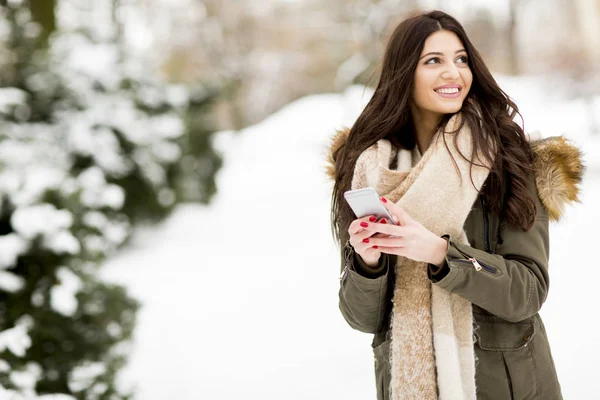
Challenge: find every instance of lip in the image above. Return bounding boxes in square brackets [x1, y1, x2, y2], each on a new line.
[433, 84, 462, 90]
[433, 84, 463, 99]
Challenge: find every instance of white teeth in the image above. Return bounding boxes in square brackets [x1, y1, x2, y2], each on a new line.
[436, 88, 459, 94]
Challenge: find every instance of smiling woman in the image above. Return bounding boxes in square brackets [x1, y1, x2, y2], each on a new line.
[411, 30, 473, 154]
[328, 9, 582, 400]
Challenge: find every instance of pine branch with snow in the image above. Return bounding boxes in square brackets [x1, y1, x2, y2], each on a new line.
[0, 1, 222, 398]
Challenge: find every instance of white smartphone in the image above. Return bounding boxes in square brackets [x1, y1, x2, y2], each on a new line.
[344, 187, 396, 223]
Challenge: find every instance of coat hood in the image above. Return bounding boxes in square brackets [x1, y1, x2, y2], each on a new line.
[325, 127, 586, 222]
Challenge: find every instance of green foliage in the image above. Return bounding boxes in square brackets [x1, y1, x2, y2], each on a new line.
[0, 0, 224, 398]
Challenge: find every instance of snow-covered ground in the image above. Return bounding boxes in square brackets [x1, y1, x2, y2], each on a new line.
[101, 78, 600, 400]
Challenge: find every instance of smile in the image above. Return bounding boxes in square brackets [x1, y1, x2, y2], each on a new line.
[434, 87, 461, 98]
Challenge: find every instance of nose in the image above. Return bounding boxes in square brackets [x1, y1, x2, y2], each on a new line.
[442, 63, 460, 80]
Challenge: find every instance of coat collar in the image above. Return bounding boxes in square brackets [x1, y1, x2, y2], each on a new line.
[326, 127, 585, 222]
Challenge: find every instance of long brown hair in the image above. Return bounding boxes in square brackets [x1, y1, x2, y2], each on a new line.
[331, 10, 536, 246]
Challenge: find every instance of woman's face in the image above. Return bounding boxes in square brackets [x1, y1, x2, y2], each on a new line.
[411, 30, 473, 118]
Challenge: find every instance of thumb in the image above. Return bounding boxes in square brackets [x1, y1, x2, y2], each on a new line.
[381, 197, 411, 225]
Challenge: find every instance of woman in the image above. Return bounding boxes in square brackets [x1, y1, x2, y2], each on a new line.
[327, 10, 584, 400]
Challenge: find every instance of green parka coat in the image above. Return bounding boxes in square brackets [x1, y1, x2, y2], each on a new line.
[330, 133, 585, 400]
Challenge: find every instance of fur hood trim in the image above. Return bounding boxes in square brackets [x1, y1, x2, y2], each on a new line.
[325, 127, 586, 222]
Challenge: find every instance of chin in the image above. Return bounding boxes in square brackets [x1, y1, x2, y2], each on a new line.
[435, 102, 464, 114]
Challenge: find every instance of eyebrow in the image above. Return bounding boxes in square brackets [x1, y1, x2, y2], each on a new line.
[419, 49, 467, 60]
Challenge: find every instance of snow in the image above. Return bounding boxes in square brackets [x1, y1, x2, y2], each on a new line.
[50, 268, 83, 317]
[0, 1, 199, 397]
[11, 204, 74, 240]
[68, 125, 130, 175]
[0, 392, 76, 400]
[44, 231, 81, 255]
[37, 395, 76, 400]
[77, 168, 126, 210]
[10, 362, 42, 391]
[100, 76, 600, 399]
[0, 88, 28, 113]
[0, 316, 33, 358]
[0, 270, 26, 293]
[68, 362, 106, 393]
[63, 42, 121, 89]
[0, 234, 28, 270]
[0, 360, 10, 373]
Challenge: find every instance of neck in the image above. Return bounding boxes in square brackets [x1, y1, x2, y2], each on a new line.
[410, 105, 442, 154]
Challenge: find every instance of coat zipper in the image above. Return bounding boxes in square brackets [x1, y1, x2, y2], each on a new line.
[481, 197, 490, 253]
[451, 258, 497, 274]
[340, 265, 349, 281]
[448, 240, 498, 274]
[340, 241, 352, 281]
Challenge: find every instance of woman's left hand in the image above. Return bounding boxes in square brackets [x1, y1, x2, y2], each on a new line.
[361, 196, 448, 266]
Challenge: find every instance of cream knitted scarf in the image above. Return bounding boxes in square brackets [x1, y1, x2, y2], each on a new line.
[351, 114, 494, 399]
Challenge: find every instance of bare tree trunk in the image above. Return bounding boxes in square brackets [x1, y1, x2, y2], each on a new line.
[28, 0, 56, 47]
[507, 0, 519, 75]
[564, 0, 599, 135]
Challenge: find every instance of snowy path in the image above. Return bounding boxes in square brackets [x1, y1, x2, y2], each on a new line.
[101, 86, 599, 399]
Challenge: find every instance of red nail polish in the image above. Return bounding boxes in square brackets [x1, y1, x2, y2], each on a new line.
[380, 218, 387, 224]
[360, 222, 369, 228]
[381, 197, 387, 203]
[372, 245, 378, 249]
[362, 238, 370, 243]
[369, 216, 377, 222]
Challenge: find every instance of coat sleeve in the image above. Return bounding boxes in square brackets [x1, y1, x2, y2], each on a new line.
[428, 178, 550, 323]
[338, 242, 394, 333]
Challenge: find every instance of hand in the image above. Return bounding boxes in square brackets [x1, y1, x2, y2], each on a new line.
[347, 215, 391, 267]
[359, 197, 449, 265]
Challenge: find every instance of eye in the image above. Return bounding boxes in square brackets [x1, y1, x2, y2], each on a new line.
[425, 57, 441, 65]
[456, 55, 468, 64]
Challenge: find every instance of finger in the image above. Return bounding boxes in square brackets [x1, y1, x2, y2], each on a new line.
[348, 215, 378, 235]
[349, 228, 377, 248]
[377, 246, 406, 257]
[363, 221, 406, 237]
[355, 243, 379, 255]
[350, 235, 382, 254]
[364, 236, 403, 249]
[380, 197, 412, 225]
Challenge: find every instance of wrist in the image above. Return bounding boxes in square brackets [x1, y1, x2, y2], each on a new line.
[358, 253, 380, 268]
[431, 236, 449, 267]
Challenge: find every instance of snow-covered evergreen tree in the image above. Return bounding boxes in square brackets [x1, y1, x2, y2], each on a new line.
[0, 0, 221, 398]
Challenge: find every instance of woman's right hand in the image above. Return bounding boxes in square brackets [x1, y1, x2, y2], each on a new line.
[348, 216, 389, 267]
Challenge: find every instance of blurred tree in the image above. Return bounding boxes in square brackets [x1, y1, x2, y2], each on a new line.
[507, 0, 518, 75]
[0, 0, 222, 398]
[522, 0, 600, 135]
[507, 0, 537, 75]
[571, 0, 600, 135]
[29, 0, 56, 46]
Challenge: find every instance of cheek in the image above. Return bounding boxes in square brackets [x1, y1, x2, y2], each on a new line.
[462, 70, 473, 90]
[413, 71, 435, 104]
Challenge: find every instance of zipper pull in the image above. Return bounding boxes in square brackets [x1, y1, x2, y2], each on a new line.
[469, 257, 483, 271]
[340, 264, 349, 281]
[340, 240, 353, 281]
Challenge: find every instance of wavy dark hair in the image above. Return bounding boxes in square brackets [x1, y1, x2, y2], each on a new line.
[331, 10, 537, 246]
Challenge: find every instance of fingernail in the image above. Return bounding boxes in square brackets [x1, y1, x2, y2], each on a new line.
[372, 245, 378, 249]
[362, 238, 370, 243]
[380, 218, 387, 224]
[369, 216, 377, 222]
[360, 222, 369, 228]
[381, 197, 387, 203]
